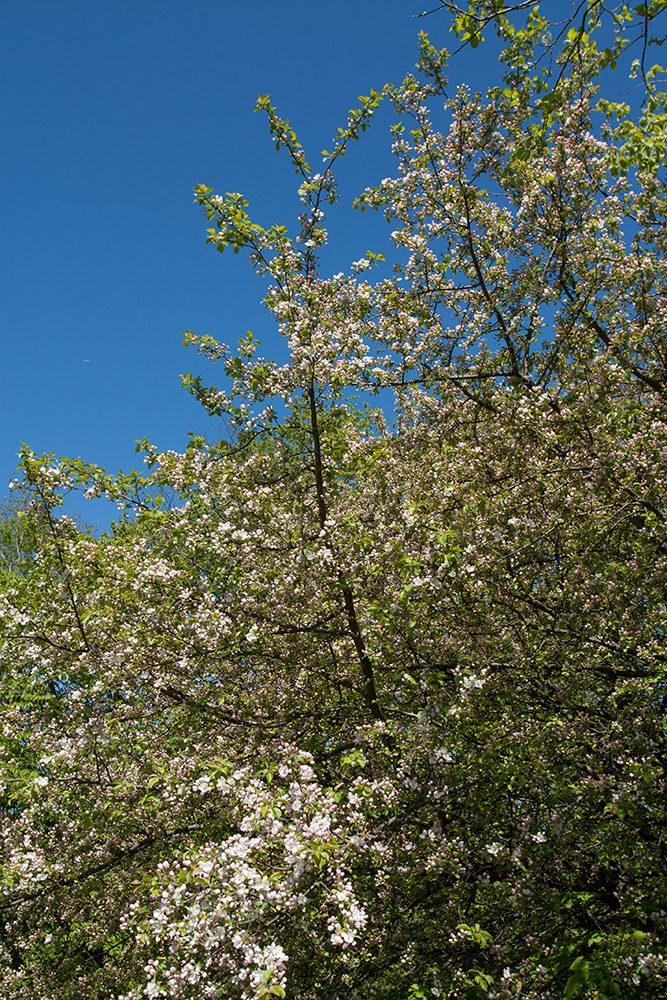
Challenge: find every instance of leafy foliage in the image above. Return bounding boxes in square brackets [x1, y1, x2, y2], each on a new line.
[1, 4, 667, 998]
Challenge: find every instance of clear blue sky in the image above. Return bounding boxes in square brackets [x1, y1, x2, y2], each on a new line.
[1, 0, 503, 529]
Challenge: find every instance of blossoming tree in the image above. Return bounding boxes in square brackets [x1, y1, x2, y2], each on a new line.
[2, 2, 667, 998]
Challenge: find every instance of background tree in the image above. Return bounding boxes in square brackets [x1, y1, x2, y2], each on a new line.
[0, 497, 37, 584]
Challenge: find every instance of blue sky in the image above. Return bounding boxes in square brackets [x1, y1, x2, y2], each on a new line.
[2, 0, 507, 529]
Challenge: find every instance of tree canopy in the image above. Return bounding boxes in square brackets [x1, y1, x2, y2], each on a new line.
[1, 3, 667, 998]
